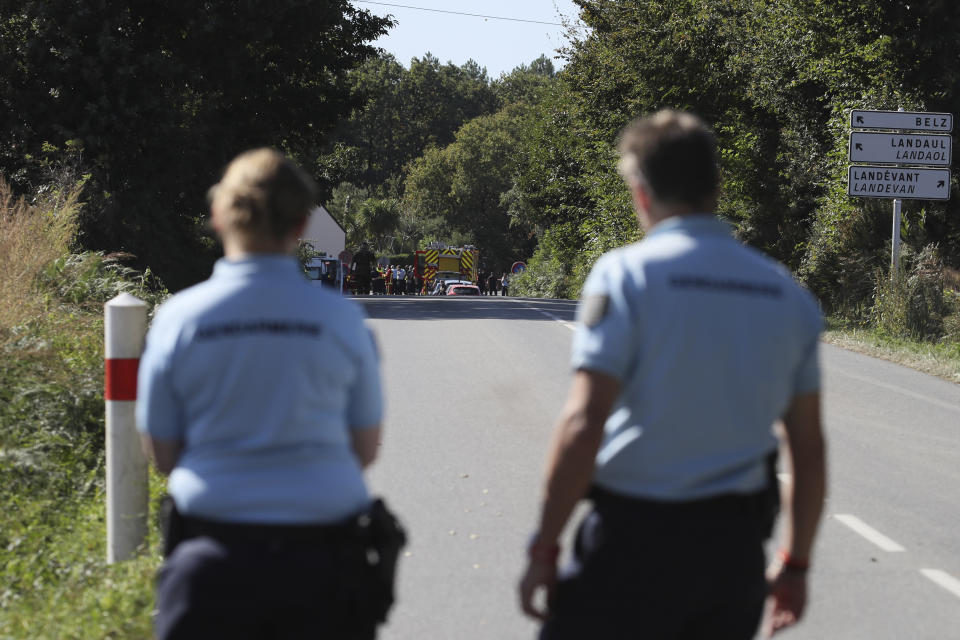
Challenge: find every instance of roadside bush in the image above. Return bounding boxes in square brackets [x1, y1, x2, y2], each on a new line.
[872, 244, 949, 341]
[510, 244, 570, 299]
[0, 175, 167, 636]
[943, 291, 960, 344]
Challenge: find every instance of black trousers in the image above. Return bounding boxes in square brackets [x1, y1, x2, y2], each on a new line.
[540, 487, 770, 640]
[155, 524, 378, 640]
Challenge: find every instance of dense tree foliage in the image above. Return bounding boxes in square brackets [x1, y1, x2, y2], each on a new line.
[0, 1, 391, 289]
[5, 0, 960, 318]
[508, 0, 960, 310]
[403, 105, 537, 269]
[319, 54, 552, 268]
[317, 54, 499, 194]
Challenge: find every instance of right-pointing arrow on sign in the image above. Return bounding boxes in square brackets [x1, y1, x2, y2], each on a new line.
[938, 180, 945, 188]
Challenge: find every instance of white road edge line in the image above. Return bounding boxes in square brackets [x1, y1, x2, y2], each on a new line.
[834, 369, 960, 416]
[920, 569, 960, 601]
[833, 514, 906, 552]
[520, 303, 577, 331]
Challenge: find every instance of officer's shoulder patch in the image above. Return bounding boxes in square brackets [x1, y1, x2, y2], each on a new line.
[580, 294, 610, 328]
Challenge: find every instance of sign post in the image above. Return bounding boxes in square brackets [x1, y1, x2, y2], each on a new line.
[846, 166, 950, 200]
[850, 110, 953, 132]
[848, 132, 951, 166]
[892, 198, 902, 272]
[847, 109, 953, 275]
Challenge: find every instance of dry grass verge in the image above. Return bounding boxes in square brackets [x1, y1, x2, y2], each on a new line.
[0, 177, 80, 337]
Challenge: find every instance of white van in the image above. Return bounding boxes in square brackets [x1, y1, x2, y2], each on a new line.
[304, 257, 342, 291]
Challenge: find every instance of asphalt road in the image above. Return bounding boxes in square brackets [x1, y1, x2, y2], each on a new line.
[356, 294, 960, 640]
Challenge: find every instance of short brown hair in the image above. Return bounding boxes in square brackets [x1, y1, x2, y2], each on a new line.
[617, 110, 719, 208]
[208, 148, 317, 240]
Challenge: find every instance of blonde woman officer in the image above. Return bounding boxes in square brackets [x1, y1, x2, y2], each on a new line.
[137, 149, 385, 639]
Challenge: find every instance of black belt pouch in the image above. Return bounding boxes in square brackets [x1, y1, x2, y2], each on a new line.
[348, 497, 408, 623]
[159, 495, 186, 558]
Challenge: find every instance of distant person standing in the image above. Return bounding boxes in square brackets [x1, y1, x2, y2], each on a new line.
[487, 272, 498, 296]
[500, 273, 510, 296]
[478, 272, 487, 295]
[353, 242, 375, 295]
[138, 149, 401, 639]
[395, 265, 405, 295]
[518, 110, 826, 639]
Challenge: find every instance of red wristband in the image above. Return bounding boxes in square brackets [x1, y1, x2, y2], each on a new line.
[778, 549, 810, 573]
[528, 537, 560, 564]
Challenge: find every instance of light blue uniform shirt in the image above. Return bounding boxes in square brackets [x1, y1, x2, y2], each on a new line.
[572, 215, 822, 501]
[136, 256, 383, 523]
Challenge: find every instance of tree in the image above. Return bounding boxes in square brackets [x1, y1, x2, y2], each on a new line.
[318, 53, 500, 194]
[357, 197, 401, 254]
[0, 1, 392, 290]
[492, 55, 557, 106]
[504, 0, 960, 304]
[325, 182, 369, 248]
[403, 106, 535, 270]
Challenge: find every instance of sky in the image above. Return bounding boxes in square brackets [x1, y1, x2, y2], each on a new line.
[350, 0, 586, 79]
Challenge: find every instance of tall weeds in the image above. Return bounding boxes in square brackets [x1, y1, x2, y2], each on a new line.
[872, 245, 951, 341]
[0, 176, 80, 336]
[0, 174, 167, 635]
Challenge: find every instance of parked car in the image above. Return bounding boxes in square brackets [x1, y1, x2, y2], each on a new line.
[431, 278, 472, 295]
[446, 284, 481, 296]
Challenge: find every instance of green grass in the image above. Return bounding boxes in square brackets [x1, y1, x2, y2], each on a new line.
[0, 249, 168, 639]
[824, 319, 960, 384]
[0, 485, 164, 640]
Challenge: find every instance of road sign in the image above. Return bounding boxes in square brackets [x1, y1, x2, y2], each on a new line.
[849, 132, 952, 166]
[850, 110, 953, 132]
[847, 166, 950, 200]
[511, 261, 526, 274]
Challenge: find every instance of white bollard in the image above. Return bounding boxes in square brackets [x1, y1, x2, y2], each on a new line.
[104, 292, 149, 563]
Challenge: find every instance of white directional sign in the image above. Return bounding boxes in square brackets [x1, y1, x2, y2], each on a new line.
[847, 166, 950, 200]
[849, 132, 952, 166]
[850, 110, 953, 132]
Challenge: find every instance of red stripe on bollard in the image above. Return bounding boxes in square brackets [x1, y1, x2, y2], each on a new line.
[105, 358, 139, 401]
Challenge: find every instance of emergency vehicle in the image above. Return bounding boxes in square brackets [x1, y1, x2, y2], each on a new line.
[414, 244, 479, 293]
[304, 256, 344, 291]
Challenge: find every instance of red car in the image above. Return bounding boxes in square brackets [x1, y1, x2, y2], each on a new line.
[446, 284, 481, 296]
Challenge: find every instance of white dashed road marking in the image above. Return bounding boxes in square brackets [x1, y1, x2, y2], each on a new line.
[834, 514, 906, 552]
[520, 302, 960, 610]
[920, 569, 960, 601]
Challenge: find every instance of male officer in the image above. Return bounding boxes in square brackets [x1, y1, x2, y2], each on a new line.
[518, 110, 826, 639]
[138, 149, 385, 639]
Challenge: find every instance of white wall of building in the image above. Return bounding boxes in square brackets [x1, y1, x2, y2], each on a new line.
[301, 205, 346, 257]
